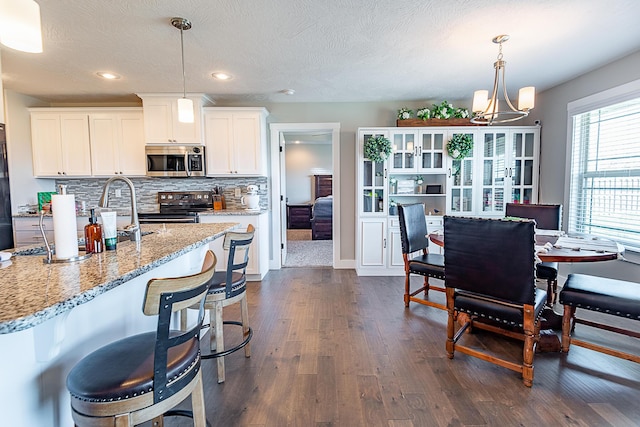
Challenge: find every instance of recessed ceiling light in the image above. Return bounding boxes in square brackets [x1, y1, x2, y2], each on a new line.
[96, 72, 120, 80]
[211, 72, 232, 80]
[280, 89, 295, 95]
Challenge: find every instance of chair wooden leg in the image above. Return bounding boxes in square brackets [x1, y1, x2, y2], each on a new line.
[445, 288, 455, 359]
[423, 276, 430, 297]
[521, 305, 536, 387]
[404, 273, 410, 307]
[191, 371, 207, 427]
[561, 305, 576, 353]
[240, 295, 251, 358]
[151, 415, 164, 426]
[215, 302, 225, 383]
[546, 278, 557, 307]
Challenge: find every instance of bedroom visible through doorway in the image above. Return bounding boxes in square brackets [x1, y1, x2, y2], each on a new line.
[282, 132, 333, 267]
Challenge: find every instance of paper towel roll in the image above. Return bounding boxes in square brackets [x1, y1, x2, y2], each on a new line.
[51, 194, 79, 259]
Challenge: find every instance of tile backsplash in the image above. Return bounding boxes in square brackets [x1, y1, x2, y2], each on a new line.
[56, 176, 268, 213]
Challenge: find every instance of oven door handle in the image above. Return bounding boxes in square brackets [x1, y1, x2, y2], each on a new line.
[184, 152, 191, 177]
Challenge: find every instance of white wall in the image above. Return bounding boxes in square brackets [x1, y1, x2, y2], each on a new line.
[533, 49, 640, 281]
[285, 143, 332, 204]
[4, 90, 52, 212]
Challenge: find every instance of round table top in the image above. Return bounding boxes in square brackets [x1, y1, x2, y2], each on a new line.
[428, 233, 624, 263]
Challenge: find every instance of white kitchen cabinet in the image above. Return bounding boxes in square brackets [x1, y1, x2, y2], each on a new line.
[203, 107, 269, 176]
[30, 111, 92, 177]
[198, 212, 269, 281]
[446, 130, 477, 216]
[12, 216, 86, 248]
[89, 110, 146, 177]
[137, 94, 211, 144]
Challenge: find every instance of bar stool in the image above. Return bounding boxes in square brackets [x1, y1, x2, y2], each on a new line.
[195, 225, 255, 383]
[66, 250, 216, 427]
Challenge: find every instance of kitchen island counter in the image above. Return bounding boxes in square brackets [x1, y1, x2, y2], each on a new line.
[0, 222, 238, 334]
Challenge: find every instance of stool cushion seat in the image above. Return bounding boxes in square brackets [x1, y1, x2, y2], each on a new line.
[408, 253, 445, 278]
[536, 262, 557, 281]
[559, 274, 640, 319]
[67, 332, 199, 403]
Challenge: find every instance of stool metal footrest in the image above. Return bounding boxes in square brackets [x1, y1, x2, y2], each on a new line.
[164, 409, 212, 427]
[201, 320, 253, 360]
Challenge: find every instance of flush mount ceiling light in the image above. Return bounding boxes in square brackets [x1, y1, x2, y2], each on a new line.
[471, 35, 535, 125]
[0, 0, 43, 53]
[96, 71, 121, 80]
[171, 17, 194, 123]
[211, 72, 232, 80]
[280, 89, 295, 95]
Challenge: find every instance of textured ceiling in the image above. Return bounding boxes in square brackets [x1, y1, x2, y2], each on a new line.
[2, 0, 640, 105]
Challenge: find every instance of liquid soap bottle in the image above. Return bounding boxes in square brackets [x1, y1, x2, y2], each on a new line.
[84, 209, 103, 253]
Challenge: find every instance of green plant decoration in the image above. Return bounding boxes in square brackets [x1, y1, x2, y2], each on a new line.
[364, 136, 392, 163]
[447, 134, 474, 159]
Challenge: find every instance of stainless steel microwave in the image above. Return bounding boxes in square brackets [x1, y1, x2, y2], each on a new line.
[145, 145, 205, 177]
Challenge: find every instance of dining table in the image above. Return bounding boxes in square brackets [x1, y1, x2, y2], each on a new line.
[427, 228, 625, 352]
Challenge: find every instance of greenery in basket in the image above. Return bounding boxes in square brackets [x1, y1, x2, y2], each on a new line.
[416, 108, 431, 120]
[364, 136, 392, 163]
[431, 101, 469, 119]
[447, 134, 474, 159]
[397, 108, 413, 120]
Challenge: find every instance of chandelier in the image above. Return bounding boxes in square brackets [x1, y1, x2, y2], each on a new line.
[470, 35, 534, 125]
[171, 17, 194, 123]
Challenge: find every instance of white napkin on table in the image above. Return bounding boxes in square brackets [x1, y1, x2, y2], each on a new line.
[0, 251, 12, 262]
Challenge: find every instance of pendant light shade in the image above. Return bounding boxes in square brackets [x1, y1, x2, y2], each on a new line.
[471, 35, 534, 125]
[171, 17, 194, 124]
[0, 0, 43, 53]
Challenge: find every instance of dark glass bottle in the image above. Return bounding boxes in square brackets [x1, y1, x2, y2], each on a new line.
[84, 209, 103, 253]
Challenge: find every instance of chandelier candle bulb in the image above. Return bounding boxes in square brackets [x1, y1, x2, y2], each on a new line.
[472, 90, 489, 113]
[518, 86, 536, 110]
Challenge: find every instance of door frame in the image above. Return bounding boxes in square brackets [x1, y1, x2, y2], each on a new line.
[269, 122, 340, 269]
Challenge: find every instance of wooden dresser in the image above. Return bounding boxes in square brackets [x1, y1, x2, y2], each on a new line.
[287, 204, 313, 229]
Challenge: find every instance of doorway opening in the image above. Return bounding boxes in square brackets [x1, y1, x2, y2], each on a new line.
[269, 123, 340, 270]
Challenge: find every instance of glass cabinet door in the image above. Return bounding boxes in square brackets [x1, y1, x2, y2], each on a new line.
[361, 132, 387, 214]
[389, 130, 417, 172]
[447, 132, 475, 215]
[479, 131, 507, 215]
[417, 130, 446, 173]
[510, 131, 537, 204]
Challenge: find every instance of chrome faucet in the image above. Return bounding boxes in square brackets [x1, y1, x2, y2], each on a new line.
[99, 176, 141, 242]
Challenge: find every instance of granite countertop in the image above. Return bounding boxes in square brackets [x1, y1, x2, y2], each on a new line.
[0, 222, 239, 334]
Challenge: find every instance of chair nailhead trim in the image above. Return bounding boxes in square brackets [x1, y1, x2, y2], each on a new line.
[564, 302, 639, 320]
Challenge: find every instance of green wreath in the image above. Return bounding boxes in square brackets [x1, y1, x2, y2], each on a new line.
[364, 136, 392, 163]
[447, 134, 474, 159]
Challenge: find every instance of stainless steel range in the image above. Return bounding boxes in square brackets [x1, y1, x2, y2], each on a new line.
[138, 191, 212, 224]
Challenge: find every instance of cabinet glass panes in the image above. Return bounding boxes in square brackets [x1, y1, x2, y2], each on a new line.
[481, 132, 506, 213]
[390, 131, 416, 171]
[450, 157, 474, 213]
[511, 131, 535, 204]
[419, 132, 444, 171]
[362, 160, 385, 213]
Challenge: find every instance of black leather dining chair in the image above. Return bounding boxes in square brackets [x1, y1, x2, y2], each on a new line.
[505, 203, 562, 306]
[398, 203, 445, 310]
[444, 216, 547, 387]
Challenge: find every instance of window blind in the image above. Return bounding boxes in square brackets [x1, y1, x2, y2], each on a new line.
[568, 96, 640, 251]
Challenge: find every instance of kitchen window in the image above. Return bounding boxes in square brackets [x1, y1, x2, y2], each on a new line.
[568, 86, 640, 252]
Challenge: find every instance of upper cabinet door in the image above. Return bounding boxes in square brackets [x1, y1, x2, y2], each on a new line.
[137, 94, 208, 144]
[388, 129, 418, 172]
[30, 112, 92, 177]
[203, 108, 268, 176]
[90, 111, 146, 177]
[417, 129, 447, 173]
[446, 130, 476, 216]
[509, 129, 539, 205]
[478, 129, 508, 215]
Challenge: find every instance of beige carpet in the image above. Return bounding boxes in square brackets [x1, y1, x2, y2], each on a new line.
[285, 229, 332, 267]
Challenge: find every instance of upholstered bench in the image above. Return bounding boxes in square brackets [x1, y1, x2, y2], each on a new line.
[559, 273, 640, 364]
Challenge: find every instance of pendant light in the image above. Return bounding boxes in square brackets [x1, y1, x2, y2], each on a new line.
[171, 17, 194, 123]
[471, 35, 534, 125]
[0, 0, 43, 53]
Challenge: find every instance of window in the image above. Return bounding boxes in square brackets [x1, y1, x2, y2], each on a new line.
[568, 96, 640, 251]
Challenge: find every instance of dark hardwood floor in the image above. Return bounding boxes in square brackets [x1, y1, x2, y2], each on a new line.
[158, 268, 640, 427]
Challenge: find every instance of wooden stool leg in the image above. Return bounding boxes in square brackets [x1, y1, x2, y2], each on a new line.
[240, 294, 251, 358]
[192, 372, 207, 427]
[151, 415, 164, 426]
[215, 302, 225, 383]
[404, 273, 410, 307]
